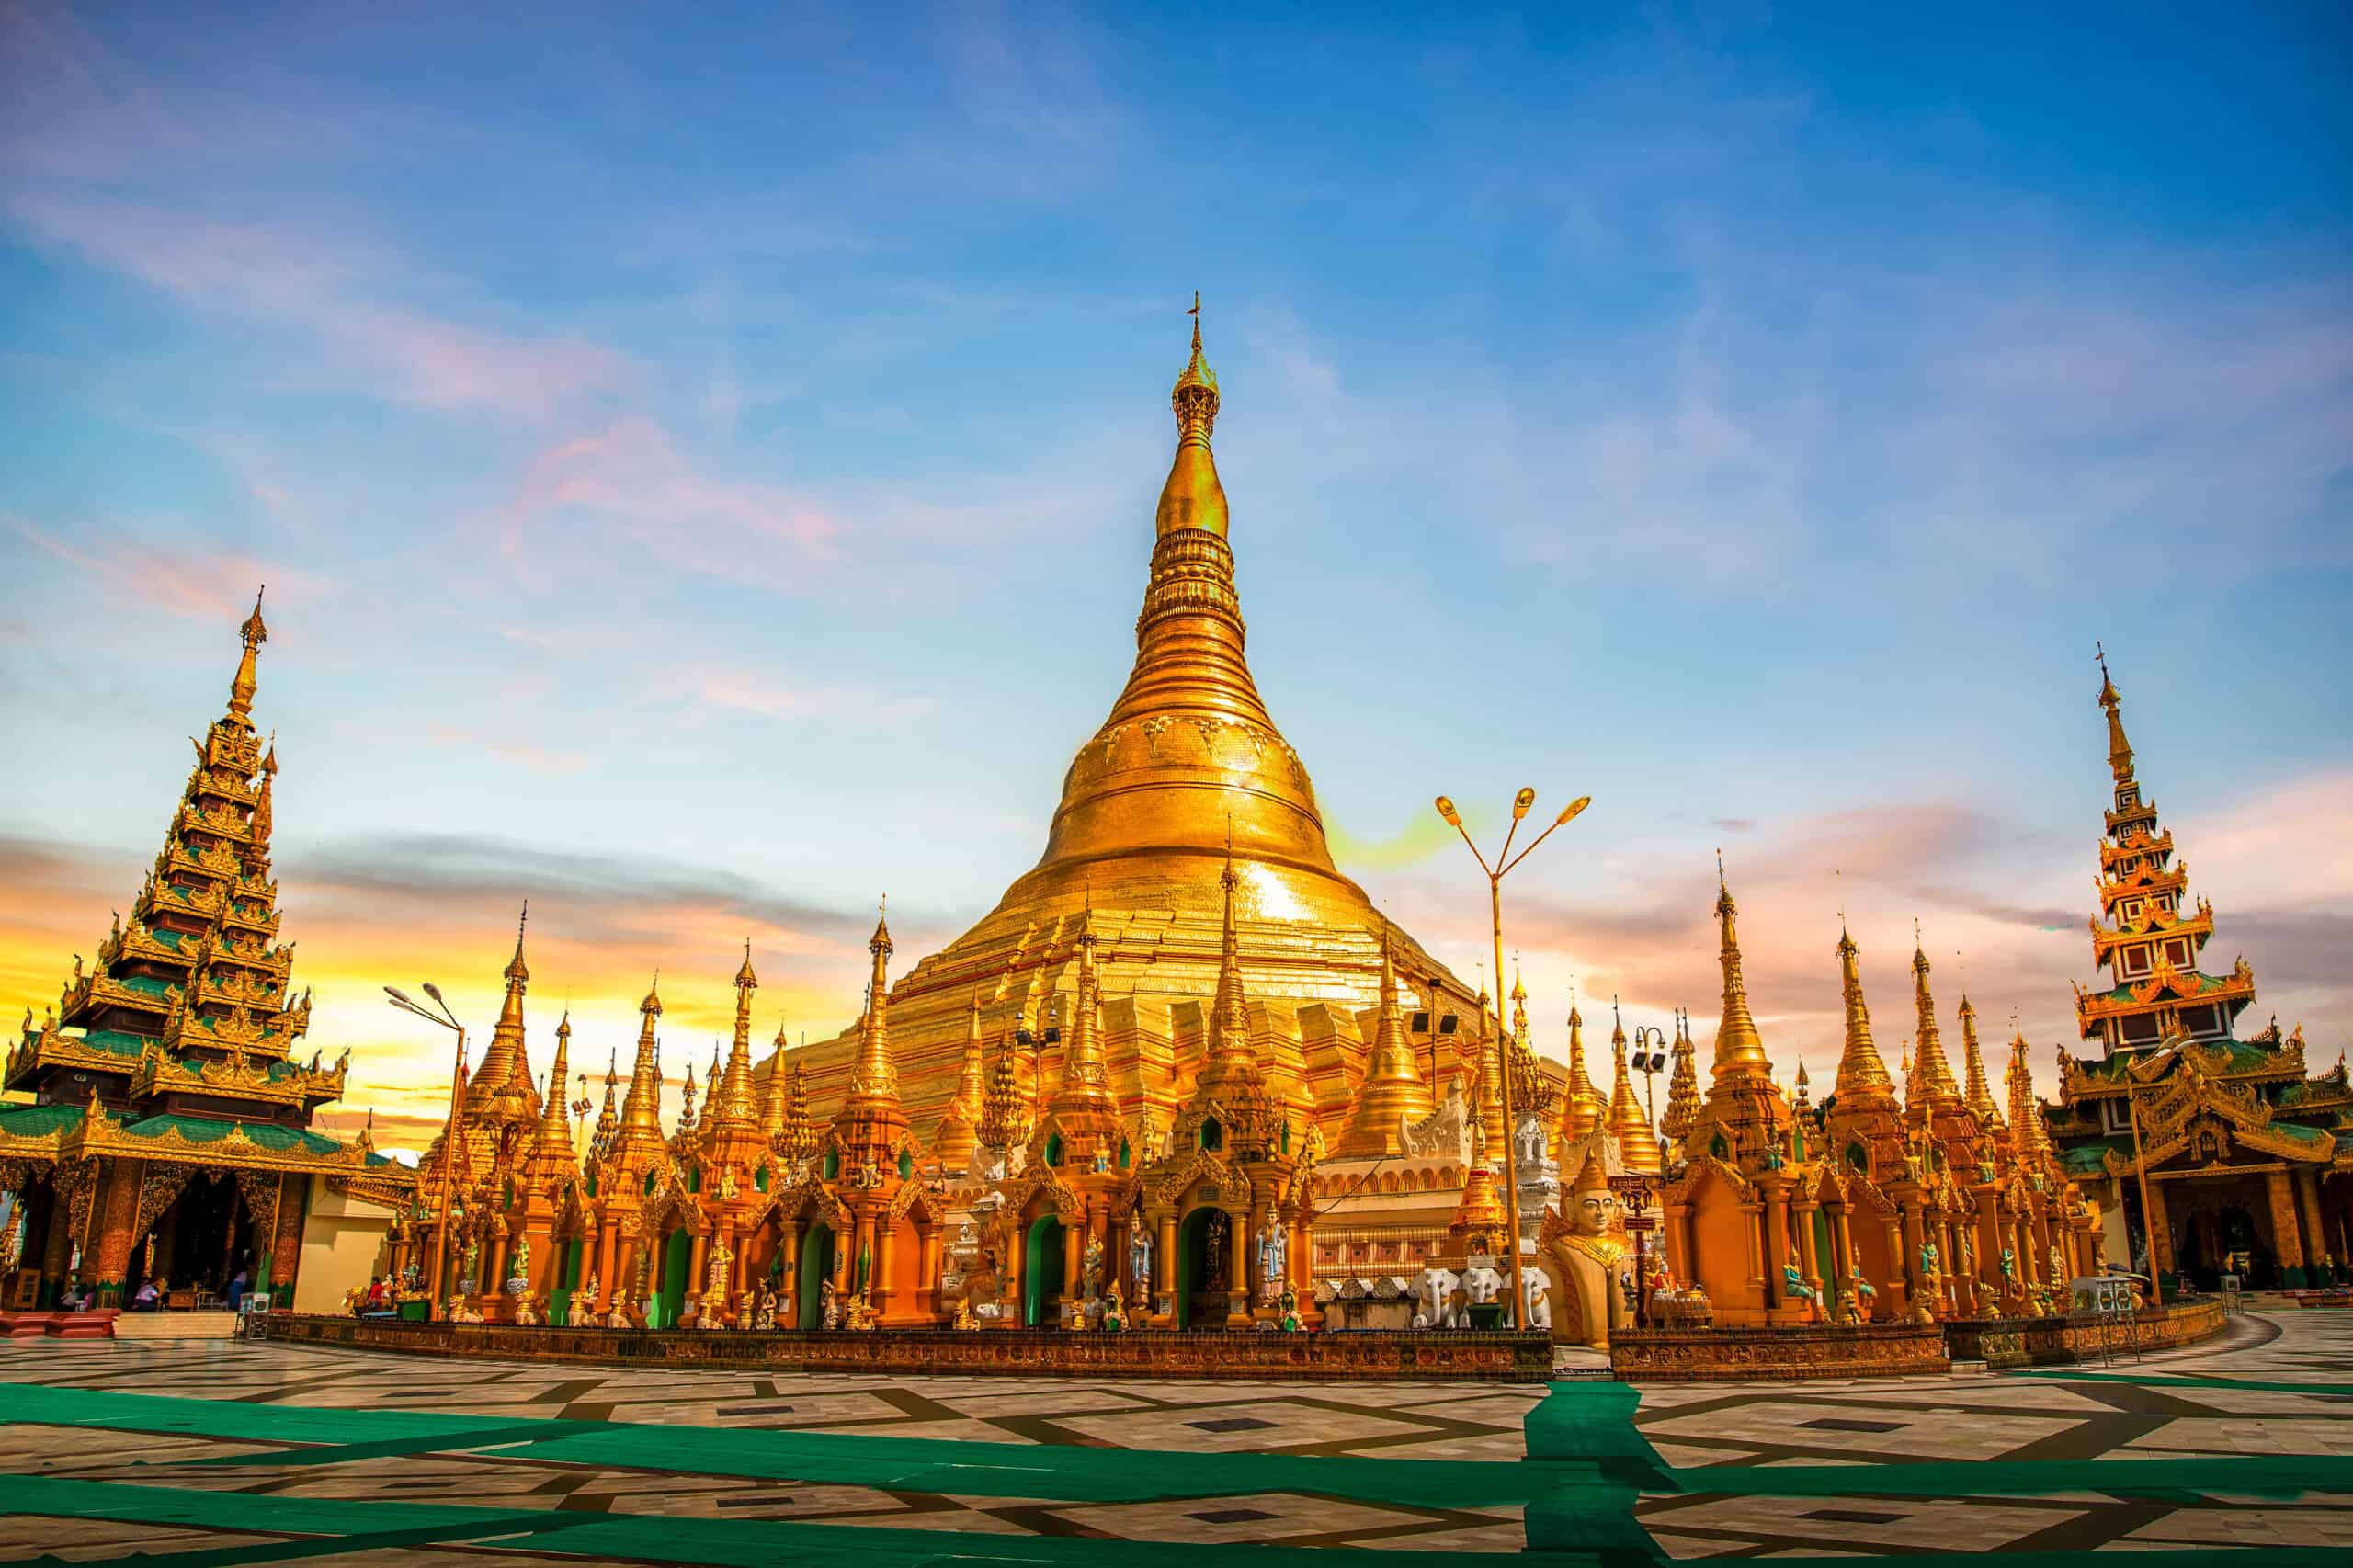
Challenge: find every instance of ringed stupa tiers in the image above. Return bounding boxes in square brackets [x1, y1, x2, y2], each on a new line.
[786, 305, 1481, 1145]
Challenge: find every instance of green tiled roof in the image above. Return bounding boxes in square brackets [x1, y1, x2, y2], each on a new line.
[115, 1114, 342, 1156]
[116, 975, 174, 998]
[71, 1029, 154, 1058]
[2061, 1137, 2129, 1176]
[0, 1103, 84, 1136]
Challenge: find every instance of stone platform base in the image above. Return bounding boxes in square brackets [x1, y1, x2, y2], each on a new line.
[1942, 1301, 2225, 1368]
[114, 1311, 238, 1340]
[1608, 1322, 1950, 1382]
[0, 1310, 118, 1340]
[257, 1314, 1552, 1381]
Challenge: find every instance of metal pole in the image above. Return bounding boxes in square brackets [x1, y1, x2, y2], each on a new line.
[2125, 1075, 2162, 1307]
[430, 1027, 465, 1314]
[1490, 875, 1526, 1329]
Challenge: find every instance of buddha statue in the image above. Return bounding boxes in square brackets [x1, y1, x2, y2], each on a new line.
[1540, 1152, 1635, 1350]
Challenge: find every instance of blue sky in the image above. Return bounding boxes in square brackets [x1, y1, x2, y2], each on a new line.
[3, 2, 2347, 1138]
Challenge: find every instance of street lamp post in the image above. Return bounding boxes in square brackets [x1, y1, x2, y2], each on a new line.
[1435, 788, 1593, 1329]
[1630, 1025, 1670, 1126]
[385, 983, 468, 1317]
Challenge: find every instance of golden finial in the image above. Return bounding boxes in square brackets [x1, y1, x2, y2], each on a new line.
[226, 584, 268, 722]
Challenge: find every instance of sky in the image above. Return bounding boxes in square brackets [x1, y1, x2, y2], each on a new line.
[3, 2, 2347, 1157]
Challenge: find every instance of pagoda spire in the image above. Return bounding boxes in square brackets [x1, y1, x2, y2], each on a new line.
[1050, 918, 1112, 1105]
[617, 977, 665, 1136]
[759, 1016, 790, 1138]
[929, 994, 987, 1172]
[1909, 925, 1963, 1108]
[1607, 996, 1663, 1174]
[708, 942, 760, 1136]
[469, 904, 536, 1123]
[1556, 987, 1605, 1142]
[847, 904, 900, 1105]
[1336, 924, 1434, 1156]
[1958, 994, 2001, 1127]
[2006, 1032, 2056, 1159]
[226, 585, 267, 725]
[1209, 853, 1252, 1068]
[529, 1012, 578, 1180]
[1832, 923, 1898, 1109]
[1711, 856, 1772, 1081]
[2097, 641, 2134, 785]
[1659, 1007, 1701, 1146]
[592, 1048, 619, 1157]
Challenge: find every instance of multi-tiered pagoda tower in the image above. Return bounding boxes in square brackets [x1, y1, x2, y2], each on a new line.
[2050, 651, 2348, 1290]
[0, 594, 410, 1311]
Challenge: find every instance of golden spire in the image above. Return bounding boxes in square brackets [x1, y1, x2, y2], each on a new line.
[1832, 922, 1897, 1107]
[592, 1048, 619, 1155]
[929, 994, 987, 1171]
[1909, 926, 1963, 1108]
[617, 976, 665, 1137]
[775, 1051, 823, 1165]
[978, 1024, 1031, 1151]
[710, 942, 761, 1135]
[1051, 917, 1112, 1103]
[226, 585, 267, 724]
[676, 1060, 699, 1133]
[529, 1011, 578, 1179]
[1509, 961, 1529, 1047]
[1208, 853, 1251, 1066]
[1335, 924, 1435, 1156]
[759, 1017, 790, 1138]
[470, 904, 536, 1122]
[2096, 641, 2135, 785]
[1002, 301, 1357, 914]
[1159, 290, 1224, 534]
[1556, 989, 1605, 1141]
[1711, 855, 1771, 1080]
[1607, 996, 1662, 1175]
[848, 904, 900, 1104]
[2006, 1031, 2055, 1159]
[1958, 994, 2001, 1126]
[1659, 1008, 1701, 1144]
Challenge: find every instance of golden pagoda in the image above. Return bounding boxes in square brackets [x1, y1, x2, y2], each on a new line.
[1554, 993, 1606, 1144]
[1331, 928, 1436, 1157]
[1, 592, 409, 1312]
[779, 302, 1478, 1153]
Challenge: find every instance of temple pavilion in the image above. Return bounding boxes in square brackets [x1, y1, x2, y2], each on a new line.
[0, 594, 412, 1312]
[2047, 653, 2352, 1290]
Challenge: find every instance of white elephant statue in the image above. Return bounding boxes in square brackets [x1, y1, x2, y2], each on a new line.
[1413, 1267, 1465, 1329]
[1460, 1263, 1506, 1309]
[1525, 1276, 1552, 1332]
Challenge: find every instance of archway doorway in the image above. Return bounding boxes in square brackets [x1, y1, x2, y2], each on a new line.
[1023, 1215, 1064, 1326]
[797, 1222, 835, 1329]
[152, 1173, 256, 1305]
[656, 1228, 691, 1327]
[1176, 1207, 1231, 1329]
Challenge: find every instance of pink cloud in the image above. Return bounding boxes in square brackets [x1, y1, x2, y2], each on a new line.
[5, 193, 628, 421]
[504, 416, 841, 581]
[6, 517, 330, 620]
[670, 665, 937, 727]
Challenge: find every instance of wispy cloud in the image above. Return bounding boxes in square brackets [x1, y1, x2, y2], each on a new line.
[6, 517, 327, 620]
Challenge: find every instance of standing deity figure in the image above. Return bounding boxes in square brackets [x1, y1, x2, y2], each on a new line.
[508, 1233, 531, 1285]
[2049, 1244, 2065, 1290]
[460, 1236, 481, 1292]
[707, 1237, 733, 1303]
[1919, 1239, 1940, 1278]
[1128, 1224, 1152, 1301]
[1542, 1153, 1635, 1351]
[580, 1273, 600, 1316]
[1203, 1210, 1230, 1293]
[1258, 1210, 1287, 1303]
[1082, 1234, 1105, 1297]
[819, 1278, 841, 1331]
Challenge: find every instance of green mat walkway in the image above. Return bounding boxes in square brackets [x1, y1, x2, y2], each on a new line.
[5, 1374, 2350, 1565]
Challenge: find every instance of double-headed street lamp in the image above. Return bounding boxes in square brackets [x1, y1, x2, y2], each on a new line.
[384, 983, 468, 1315]
[1435, 787, 1593, 1328]
[1629, 1022, 1671, 1125]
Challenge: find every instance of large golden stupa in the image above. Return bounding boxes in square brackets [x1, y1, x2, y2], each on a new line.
[790, 305, 1478, 1141]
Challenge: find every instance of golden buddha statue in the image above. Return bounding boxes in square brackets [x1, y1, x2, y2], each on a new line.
[1540, 1152, 1635, 1351]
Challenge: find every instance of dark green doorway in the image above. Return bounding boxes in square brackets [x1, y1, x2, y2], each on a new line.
[656, 1228, 691, 1328]
[796, 1222, 835, 1330]
[1023, 1215, 1065, 1327]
